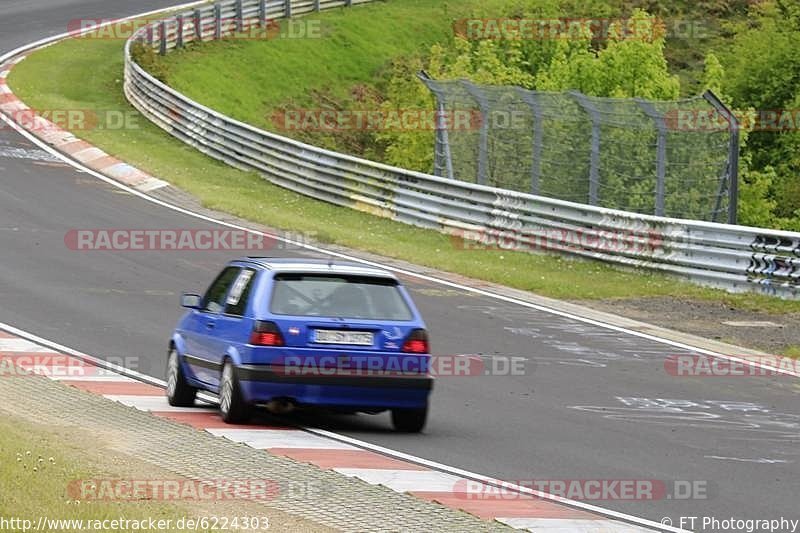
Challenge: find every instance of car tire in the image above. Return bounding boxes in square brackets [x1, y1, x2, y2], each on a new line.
[391, 406, 428, 433]
[219, 359, 252, 424]
[166, 348, 197, 407]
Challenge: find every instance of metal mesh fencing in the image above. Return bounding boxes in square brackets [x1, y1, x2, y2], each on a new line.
[422, 78, 738, 223]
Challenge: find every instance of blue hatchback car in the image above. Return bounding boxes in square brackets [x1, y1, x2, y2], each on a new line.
[168, 257, 433, 432]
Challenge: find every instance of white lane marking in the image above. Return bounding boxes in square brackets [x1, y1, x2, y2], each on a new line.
[207, 428, 357, 450]
[705, 455, 792, 464]
[0, 145, 61, 162]
[497, 518, 656, 532]
[334, 468, 462, 493]
[0, 338, 58, 352]
[104, 395, 213, 412]
[0, 322, 168, 387]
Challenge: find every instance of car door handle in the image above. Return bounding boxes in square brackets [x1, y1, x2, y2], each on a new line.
[205, 322, 216, 330]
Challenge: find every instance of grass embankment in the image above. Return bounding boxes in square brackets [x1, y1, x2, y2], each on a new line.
[8, 2, 800, 320]
[0, 416, 219, 532]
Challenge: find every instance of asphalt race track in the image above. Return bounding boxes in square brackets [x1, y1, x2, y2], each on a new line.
[1, 1, 798, 527]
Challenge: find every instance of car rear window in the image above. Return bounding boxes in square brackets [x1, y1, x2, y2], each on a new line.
[270, 274, 413, 320]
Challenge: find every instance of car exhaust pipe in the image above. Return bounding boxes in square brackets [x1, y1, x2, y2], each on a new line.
[265, 398, 295, 415]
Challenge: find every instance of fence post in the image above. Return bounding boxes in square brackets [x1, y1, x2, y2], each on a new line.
[703, 90, 739, 225]
[214, 4, 222, 39]
[194, 9, 202, 40]
[236, 0, 243, 32]
[418, 72, 454, 180]
[176, 15, 184, 48]
[259, 0, 267, 26]
[463, 81, 490, 186]
[517, 88, 543, 196]
[314, 0, 321, 11]
[571, 91, 601, 206]
[637, 99, 667, 217]
[159, 21, 167, 55]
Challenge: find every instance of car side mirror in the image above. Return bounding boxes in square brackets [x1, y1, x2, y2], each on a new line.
[181, 293, 202, 309]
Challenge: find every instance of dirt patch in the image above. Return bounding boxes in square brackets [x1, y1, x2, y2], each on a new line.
[582, 296, 800, 355]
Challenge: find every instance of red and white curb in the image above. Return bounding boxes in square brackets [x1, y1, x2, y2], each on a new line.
[0, 57, 167, 192]
[0, 327, 664, 532]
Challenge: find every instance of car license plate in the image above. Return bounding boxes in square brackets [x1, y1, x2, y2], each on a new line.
[314, 330, 373, 346]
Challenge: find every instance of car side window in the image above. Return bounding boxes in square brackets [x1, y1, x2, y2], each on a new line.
[202, 266, 241, 314]
[225, 269, 256, 317]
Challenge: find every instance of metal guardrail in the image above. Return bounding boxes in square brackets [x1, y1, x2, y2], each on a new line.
[123, 0, 800, 299]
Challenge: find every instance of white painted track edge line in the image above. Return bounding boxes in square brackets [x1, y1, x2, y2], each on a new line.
[0, 320, 167, 388]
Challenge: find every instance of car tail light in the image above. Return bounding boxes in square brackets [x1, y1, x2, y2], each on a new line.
[402, 329, 429, 353]
[250, 321, 284, 346]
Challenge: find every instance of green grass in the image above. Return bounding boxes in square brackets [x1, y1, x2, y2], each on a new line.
[156, 0, 486, 127]
[783, 345, 800, 359]
[8, 10, 800, 315]
[0, 416, 218, 532]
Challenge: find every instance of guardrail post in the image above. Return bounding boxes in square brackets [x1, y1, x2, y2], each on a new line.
[236, 0, 243, 32]
[636, 99, 667, 217]
[418, 72, 453, 180]
[146, 25, 154, 46]
[259, 0, 266, 26]
[703, 90, 739, 224]
[176, 15, 184, 48]
[517, 88, 543, 196]
[285, 0, 292, 19]
[314, 0, 321, 11]
[462, 81, 490, 186]
[345, 0, 352, 6]
[214, 4, 222, 39]
[571, 91, 601, 206]
[159, 21, 167, 55]
[194, 9, 202, 40]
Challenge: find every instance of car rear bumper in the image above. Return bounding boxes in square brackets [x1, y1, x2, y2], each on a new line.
[237, 364, 432, 409]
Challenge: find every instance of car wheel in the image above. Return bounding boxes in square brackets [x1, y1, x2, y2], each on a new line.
[166, 348, 196, 407]
[219, 359, 252, 424]
[391, 406, 428, 433]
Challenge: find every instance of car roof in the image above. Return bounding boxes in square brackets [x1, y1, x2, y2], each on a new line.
[234, 257, 398, 279]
